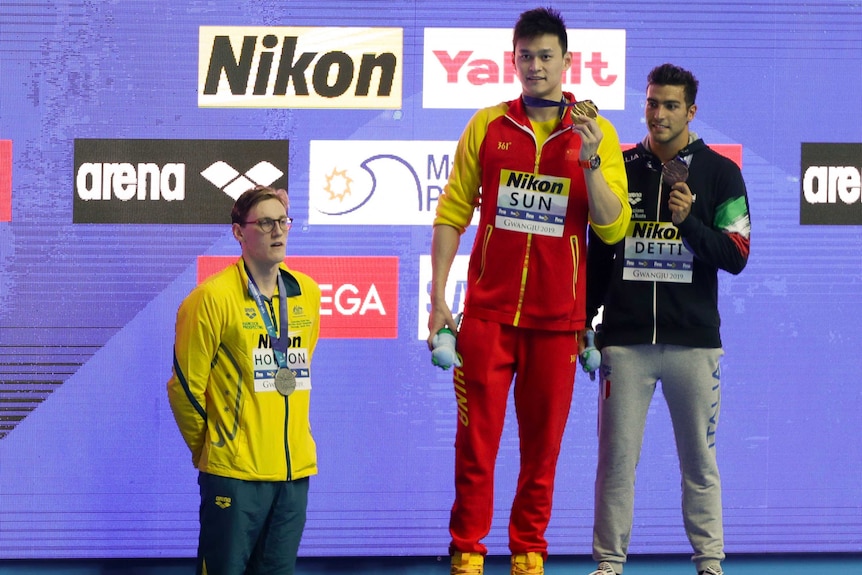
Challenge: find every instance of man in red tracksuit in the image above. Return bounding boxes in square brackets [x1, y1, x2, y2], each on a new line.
[426, 8, 631, 575]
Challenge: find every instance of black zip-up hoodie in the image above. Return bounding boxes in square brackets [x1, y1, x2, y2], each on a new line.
[586, 136, 751, 349]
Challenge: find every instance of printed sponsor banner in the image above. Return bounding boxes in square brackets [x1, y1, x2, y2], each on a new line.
[309, 140, 479, 226]
[416, 254, 469, 339]
[710, 144, 744, 168]
[423, 28, 625, 110]
[0, 140, 10, 222]
[800, 143, 862, 225]
[73, 139, 288, 224]
[199, 26, 403, 109]
[198, 256, 399, 338]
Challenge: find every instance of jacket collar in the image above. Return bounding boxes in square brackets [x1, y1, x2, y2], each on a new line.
[509, 91, 579, 128]
[235, 258, 302, 297]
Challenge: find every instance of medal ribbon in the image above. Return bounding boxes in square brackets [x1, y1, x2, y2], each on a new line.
[245, 265, 289, 369]
[521, 95, 599, 118]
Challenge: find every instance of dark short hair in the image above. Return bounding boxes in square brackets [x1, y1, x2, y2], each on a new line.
[513, 7, 568, 54]
[647, 63, 699, 107]
[231, 185, 287, 225]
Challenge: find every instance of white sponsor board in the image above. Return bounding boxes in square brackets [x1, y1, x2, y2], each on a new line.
[309, 140, 479, 226]
[423, 27, 626, 110]
[199, 26, 403, 108]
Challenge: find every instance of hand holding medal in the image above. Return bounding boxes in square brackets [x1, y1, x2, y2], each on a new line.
[664, 156, 693, 225]
[569, 99, 598, 124]
[662, 156, 689, 185]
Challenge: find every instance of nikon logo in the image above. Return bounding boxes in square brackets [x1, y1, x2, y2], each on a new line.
[198, 26, 403, 109]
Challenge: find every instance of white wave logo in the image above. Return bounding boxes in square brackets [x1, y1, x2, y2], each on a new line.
[201, 161, 284, 200]
[310, 140, 477, 226]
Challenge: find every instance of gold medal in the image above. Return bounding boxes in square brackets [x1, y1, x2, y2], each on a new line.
[570, 99, 599, 123]
[274, 367, 296, 396]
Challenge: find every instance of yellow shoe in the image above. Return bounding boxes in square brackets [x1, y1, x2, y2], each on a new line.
[511, 552, 544, 575]
[451, 551, 484, 575]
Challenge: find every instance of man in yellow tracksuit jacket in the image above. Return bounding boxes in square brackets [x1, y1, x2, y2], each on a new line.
[168, 186, 321, 575]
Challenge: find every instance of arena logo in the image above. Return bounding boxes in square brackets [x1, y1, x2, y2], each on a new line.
[198, 256, 399, 338]
[76, 162, 186, 201]
[423, 28, 626, 110]
[800, 143, 862, 225]
[0, 140, 11, 222]
[199, 26, 403, 109]
[201, 160, 284, 200]
[73, 139, 288, 224]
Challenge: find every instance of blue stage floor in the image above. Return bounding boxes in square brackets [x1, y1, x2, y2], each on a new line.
[0, 554, 861, 574]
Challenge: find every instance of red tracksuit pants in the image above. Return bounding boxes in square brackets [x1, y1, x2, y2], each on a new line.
[449, 315, 578, 558]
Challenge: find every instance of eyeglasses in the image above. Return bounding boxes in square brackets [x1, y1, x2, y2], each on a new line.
[243, 216, 293, 233]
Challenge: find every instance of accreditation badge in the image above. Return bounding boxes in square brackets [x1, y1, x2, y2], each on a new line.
[622, 220, 694, 283]
[495, 169, 570, 237]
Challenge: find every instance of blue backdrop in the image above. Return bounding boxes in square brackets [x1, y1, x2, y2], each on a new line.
[0, 0, 860, 560]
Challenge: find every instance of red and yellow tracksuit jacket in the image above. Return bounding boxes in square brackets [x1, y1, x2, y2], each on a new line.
[435, 93, 631, 331]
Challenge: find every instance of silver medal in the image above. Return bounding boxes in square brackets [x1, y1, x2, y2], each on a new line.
[274, 367, 296, 396]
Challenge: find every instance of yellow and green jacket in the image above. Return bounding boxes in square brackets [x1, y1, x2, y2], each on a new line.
[168, 258, 321, 482]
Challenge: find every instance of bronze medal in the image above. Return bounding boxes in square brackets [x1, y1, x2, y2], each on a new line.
[274, 367, 296, 396]
[662, 157, 689, 185]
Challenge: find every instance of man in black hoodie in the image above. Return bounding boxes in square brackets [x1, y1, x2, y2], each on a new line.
[584, 63, 751, 575]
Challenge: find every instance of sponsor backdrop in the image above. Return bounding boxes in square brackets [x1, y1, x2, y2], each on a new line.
[0, 0, 860, 561]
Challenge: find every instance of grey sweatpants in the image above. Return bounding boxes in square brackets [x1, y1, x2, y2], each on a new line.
[592, 344, 725, 574]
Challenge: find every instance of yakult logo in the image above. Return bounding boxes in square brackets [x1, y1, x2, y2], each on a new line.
[198, 256, 399, 338]
[800, 143, 862, 225]
[423, 28, 625, 110]
[199, 26, 403, 109]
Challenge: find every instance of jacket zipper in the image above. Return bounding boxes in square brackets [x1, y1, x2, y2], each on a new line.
[652, 170, 664, 344]
[284, 393, 292, 481]
[504, 113, 571, 327]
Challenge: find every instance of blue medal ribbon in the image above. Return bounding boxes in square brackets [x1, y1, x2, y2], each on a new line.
[245, 264, 289, 369]
[521, 95, 599, 118]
